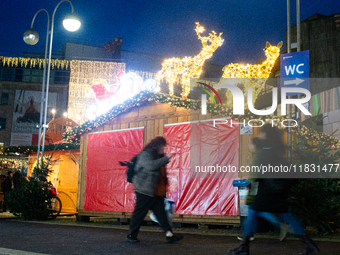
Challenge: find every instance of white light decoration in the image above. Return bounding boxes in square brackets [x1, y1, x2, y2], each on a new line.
[142, 79, 157, 91]
[87, 105, 98, 120]
[86, 71, 156, 119]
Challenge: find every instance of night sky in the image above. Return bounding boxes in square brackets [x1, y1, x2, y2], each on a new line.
[1, 0, 340, 66]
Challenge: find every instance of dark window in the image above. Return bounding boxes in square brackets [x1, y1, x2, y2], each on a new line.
[1, 93, 9, 105]
[0, 118, 6, 129]
[54, 70, 70, 84]
[15, 68, 23, 81]
[3, 68, 15, 81]
[23, 68, 46, 83]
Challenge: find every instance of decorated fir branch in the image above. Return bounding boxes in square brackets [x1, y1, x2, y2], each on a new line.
[63, 91, 203, 144]
[295, 125, 340, 150]
[61, 90, 340, 150]
[4, 143, 80, 155]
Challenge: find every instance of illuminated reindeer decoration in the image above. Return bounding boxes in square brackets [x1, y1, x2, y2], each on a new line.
[156, 22, 224, 98]
[220, 41, 283, 108]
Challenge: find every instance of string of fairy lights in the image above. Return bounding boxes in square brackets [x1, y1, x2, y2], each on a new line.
[0, 56, 70, 69]
[4, 143, 79, 154]
[0, 158, 28, 171]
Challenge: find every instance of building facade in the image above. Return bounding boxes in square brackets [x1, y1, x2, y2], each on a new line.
[288, 13, 340, 139]
[0, 57, 70, 148]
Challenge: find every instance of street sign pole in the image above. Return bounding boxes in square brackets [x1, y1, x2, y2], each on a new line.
[286, 0, 302, 162]
[287, 0, 292, 162]
[281, 50, 309, 162]
[297, 0, 302, 136]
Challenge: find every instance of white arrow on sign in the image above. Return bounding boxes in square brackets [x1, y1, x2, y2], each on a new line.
[283, 78, 304, 86]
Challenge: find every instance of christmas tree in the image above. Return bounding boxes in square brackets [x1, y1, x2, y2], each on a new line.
[289, 118, 340, 234]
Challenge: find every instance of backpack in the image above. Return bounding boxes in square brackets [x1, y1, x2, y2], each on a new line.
[119, 155, 139, 183]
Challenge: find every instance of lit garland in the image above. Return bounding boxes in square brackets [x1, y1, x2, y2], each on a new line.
[61, 90, 340, 150]
[63, 91, 203, 143]
[156, 22, 224, 98]
[294, 126, 340, 150]
[4, 143, 80, 155]
[0, 158, 28, 170]
[0, 56, 70, 69]
[220, 41, 283, 108]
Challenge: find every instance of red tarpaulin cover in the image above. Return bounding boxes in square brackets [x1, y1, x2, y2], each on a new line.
[84, 121, 239, 216]
[164, 121, 239, 216]
[84, 128, 144, 212]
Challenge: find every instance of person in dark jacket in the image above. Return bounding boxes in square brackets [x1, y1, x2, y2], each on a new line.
[127, 136, 183, 243]
[12, 170, 22, 189]
[229, 124, 319, 255]
[238, 137, 288, 242]
[2, 171, 13, 212]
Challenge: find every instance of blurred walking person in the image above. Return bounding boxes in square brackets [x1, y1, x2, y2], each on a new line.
[229, 124, 319, 255]
[127, 136, 183, 243]
[13, 170, 23, 189]
[237, 137, 288, 242]
[2, 171, 13, 212]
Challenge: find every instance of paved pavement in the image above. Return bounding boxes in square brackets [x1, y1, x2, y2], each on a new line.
[0, 218, 340, 255]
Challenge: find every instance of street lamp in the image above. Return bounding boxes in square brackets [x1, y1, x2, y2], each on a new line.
[23, 0, 81, 168]
[51, 109, 56, 120]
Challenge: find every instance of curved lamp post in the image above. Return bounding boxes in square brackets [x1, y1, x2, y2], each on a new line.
[23, 0, 81, 168]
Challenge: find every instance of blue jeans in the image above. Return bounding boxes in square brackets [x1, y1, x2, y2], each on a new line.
[244, 207, 305, 236]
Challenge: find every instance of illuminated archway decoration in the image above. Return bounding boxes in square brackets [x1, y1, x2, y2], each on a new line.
[156, 22, 224, 98]
[86, 71, 157, 119]
[44, 117, 78, 145]
[220, 41, 283, 108]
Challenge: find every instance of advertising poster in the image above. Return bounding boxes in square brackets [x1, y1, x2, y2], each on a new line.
[10, 90, 57, 146]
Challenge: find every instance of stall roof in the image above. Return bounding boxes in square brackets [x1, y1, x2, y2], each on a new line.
[62, 91, 221, 144]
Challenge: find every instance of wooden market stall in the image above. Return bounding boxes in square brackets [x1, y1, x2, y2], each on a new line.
[74, 99, 256, 225]
[26, 117, 80, 214]
[28, 149, 79, 214]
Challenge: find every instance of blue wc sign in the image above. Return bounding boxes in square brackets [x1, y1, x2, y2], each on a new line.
[280, 50, 309, 96]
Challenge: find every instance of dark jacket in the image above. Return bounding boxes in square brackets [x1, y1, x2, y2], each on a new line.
[251, 143, 293, 213]
[2, 176, 13, 192]
[13, 171, 22, 189]
[132, 149, 169, 197]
